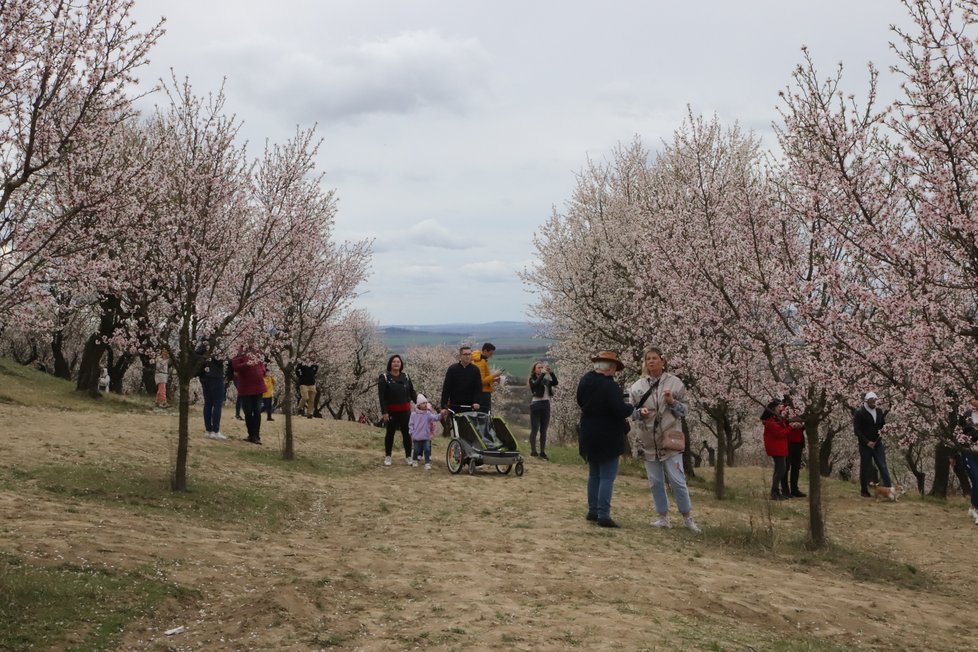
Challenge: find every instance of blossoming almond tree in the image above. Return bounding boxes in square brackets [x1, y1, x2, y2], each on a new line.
[639, 113, 776, 499]
[142, 78, 342, 491]
[0, 0, 162, 322]
[773, 0, 978, 495]
[522, 142, 666, 445]
[254, 128, 371, 459]
[314, 310, 386, 425]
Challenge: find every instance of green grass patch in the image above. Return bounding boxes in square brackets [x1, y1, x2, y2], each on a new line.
[0, 357, 148, 414]
[0, 552, 195, 652]
[671, 612, 855, 652]
[699, 522, 932, 591]
[6, 464, 299, 529]
[492, 352, 542, 380]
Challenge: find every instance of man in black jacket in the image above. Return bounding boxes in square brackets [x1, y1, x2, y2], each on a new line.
[577, 351, 635, 528]
[853, 391, 893, 497]
[296, 354, 319, 419]
[439, 345, 482, 413]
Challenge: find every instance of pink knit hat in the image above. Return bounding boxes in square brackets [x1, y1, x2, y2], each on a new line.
[416, 394, 429, 407]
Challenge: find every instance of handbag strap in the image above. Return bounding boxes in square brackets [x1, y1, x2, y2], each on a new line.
[636, 379, 658, 411]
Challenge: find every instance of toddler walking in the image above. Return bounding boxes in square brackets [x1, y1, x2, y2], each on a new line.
[409, 394, 443, 470]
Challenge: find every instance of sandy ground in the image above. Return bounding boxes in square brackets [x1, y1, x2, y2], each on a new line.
[0, 403, 974, 651]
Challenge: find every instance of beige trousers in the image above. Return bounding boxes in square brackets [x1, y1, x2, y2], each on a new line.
[299, 384, 317, 415]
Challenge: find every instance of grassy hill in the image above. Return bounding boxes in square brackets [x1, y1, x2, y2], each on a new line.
[0, 357, 974, 651]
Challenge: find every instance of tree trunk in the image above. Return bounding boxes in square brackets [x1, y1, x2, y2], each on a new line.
[806, 420, 826, 549]
[713, 412, 726, 500]
[107, 349, 134, 394]
[282, 370, 295, 460]
[171, 324, 191, 492]
[818, 426, 836, 477]
[952, 456, 972, 496]
[903, 443, 926, 494]
[76, 294, 124, 396]
[76, 334, 105, 397]
[725, 422, 741, 467]
[51, 330, 72, 380]
[930, 444, 952, 498]
[138, 353, 156, 395]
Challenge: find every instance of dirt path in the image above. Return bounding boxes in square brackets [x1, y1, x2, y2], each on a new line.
[0, 404, 972, 651]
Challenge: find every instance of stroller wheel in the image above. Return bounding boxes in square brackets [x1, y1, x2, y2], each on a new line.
[446, 439, 463, 474]
[515, 461, 525, 477]
[495, 464, 513, 475]
[468, 459, 478, 475]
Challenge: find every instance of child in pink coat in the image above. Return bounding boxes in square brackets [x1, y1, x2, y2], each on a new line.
[409, 394, 443, 470]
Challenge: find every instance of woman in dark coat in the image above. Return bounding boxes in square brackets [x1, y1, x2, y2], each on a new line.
[377, 354, 418, 467]
[577, 351, 635, 528]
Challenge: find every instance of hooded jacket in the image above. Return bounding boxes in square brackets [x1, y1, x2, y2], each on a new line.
[471, 350, 495, 394]
[628, 372, 688, 460]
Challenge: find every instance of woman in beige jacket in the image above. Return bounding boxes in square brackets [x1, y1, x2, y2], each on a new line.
[629, 348, 701, 533]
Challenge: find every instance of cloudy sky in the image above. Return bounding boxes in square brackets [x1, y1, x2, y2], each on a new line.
[129, 0, 910, 326]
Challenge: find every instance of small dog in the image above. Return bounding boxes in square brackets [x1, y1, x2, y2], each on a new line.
[869, 482, 905, 502]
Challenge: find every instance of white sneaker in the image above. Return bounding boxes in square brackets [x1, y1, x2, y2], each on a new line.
[424, 463, 432, 470]
[405, 457, 412, 465]
[384, 456, 392, 467]
[651, 517, 670, 528]
[683, 517, 702, 534]
[969, 506, 977, 519]
[204, 431, 215, 439]
[213, 431, 227, 440]
[411, 459, 418, 467]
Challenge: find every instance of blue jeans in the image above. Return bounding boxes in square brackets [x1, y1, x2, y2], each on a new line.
[645, 456, 693, 514]
[587, 457, 619, 520]
[413, 439, 432, 463]
[201, 378, 224, 433]
[962, 452, 978, 510]
[859, 440, 892, 492]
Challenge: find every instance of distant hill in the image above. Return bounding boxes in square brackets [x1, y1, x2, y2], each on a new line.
[379, 321, 553, 351]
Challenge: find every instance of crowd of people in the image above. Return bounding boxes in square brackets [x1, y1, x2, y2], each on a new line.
[146, 338, 978, 531]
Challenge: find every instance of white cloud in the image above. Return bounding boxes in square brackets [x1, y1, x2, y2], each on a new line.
[369, 218, 476, 252]
[459, 260, 520, 282]
[208, 30, 491, 123]
[130, 0, 913, 324]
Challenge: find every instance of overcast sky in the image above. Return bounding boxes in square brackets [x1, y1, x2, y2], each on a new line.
[129, 0, 910, 326]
